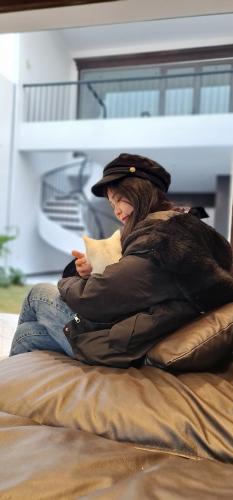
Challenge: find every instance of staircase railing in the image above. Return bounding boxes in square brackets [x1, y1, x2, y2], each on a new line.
[40, 156, 116, 238]
[41, 155, 89, 207]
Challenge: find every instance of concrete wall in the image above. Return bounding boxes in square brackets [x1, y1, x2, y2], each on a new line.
[0, 74, 14, 236]
[8, 152, 74, 274]
[19, 114, 233, 193]
[19, 30, 75, 84]
[68, 13, 233, 59]
[7, 31, 76, 274]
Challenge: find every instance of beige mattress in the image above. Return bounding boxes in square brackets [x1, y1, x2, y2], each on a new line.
[0, 350, 233, 499]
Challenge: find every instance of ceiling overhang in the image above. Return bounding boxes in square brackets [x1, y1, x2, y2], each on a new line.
[0, 0, 117, 14]
[1, 1, 233, 34]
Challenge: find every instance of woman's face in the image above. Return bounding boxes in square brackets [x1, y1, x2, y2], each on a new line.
[107, 187, 134, 224]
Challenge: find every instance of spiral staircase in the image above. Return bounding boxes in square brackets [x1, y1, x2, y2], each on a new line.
[38, 154, 117, 255]
[43, 196, 84, 232]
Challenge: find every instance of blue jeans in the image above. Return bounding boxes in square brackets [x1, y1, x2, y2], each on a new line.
[10, 283, 75, 357]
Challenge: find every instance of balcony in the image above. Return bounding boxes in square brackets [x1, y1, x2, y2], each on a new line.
[19, 65, 233, 166]
[22, 66, 233, 122]
[17, 65, 233, 251]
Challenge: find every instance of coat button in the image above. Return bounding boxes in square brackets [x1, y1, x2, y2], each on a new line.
[74, 314, 81, 324]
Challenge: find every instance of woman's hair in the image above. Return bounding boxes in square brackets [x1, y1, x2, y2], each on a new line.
[104, 177, 174, 244]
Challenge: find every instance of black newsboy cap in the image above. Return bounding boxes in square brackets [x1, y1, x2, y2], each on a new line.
[91, 153, 171, 197]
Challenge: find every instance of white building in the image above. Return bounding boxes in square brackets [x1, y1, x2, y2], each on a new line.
[0, 1, 233, 276]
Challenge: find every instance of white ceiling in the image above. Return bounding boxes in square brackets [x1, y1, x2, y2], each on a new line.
[35, 144, 233, 193]
[86, 146, 233, 193]
[0, 0, 233, 33]
[59, 13, 233, 57]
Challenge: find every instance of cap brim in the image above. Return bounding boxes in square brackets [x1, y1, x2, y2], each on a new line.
[91, 173, 127, 197]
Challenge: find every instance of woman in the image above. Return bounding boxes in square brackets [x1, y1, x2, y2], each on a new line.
[10, 153, 233, 367]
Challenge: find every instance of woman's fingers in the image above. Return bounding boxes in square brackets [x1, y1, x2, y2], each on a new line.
[72, 250, 84, 258]
[71, 250, 92, 277]
[72, 250, 87, 265]
[77, 257, 86, 266]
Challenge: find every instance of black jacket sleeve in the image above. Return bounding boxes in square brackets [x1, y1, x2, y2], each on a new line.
[58, 255, 167, 323]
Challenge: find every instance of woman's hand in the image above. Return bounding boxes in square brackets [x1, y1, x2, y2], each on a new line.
[71, 250, 92, 278]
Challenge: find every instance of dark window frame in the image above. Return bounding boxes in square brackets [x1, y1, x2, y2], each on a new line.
[75, 45, 233, 72]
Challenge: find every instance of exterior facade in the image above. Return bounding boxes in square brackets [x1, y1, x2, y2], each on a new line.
[1, 13, 233, 275]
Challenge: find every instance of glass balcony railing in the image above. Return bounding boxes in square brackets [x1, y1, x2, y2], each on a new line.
[23, 68, 233, 122]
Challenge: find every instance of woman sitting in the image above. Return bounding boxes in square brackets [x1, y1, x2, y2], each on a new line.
[10, 153, 233, 367]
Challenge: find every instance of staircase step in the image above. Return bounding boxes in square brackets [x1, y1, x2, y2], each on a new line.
[55, 195, 80, 201]
[44, 208, 79, 215]
[61, 224, 84, 231]
[47, 215, 82, 223]
[45, 200, 78, 207]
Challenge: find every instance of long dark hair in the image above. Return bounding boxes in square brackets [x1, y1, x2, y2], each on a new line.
[104, 177, 174, 245]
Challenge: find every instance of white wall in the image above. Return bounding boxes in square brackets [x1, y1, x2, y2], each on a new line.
[18, 114, 233, 192]
[0, 34, 19, 83]
[8, 152, 73, 274]
[6, 31, 76, 274]
[19, 114, 233, 151]
[0, 75, 14, 236]
[66, 14, 233, 59]
[19, 30, 75, 84]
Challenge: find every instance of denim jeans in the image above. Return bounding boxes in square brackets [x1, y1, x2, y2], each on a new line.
[10, 283, 75, 357]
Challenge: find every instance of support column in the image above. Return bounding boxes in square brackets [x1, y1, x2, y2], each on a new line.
[215, 175, 232, 242]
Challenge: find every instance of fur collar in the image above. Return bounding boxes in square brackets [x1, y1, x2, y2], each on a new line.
[144, 210, 182, 222]
[123, 210, 232, 273]
[123, 210, 233, 311]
